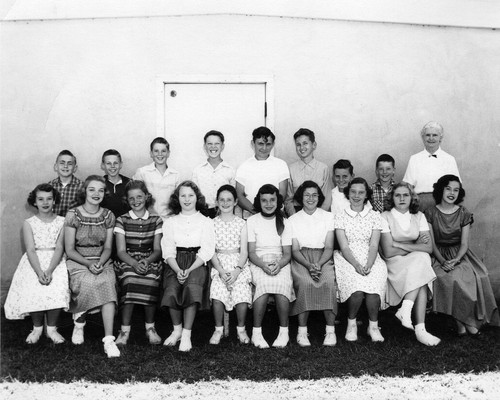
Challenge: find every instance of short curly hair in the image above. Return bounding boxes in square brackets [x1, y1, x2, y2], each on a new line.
[388, 182, 420, 214]
[294, 180, 325, 208]
[343, 177, 372, 204]
[168, 180, 208, 216]
[124, 180, 155, 209]
[432, 174, 465, 205]
[76, 175, 107, 206]
[27, 184, 61, 208]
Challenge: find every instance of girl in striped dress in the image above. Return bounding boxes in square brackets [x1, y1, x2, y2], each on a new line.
[114, 180, 164, 346]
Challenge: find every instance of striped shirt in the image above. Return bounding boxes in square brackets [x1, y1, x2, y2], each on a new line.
[114, 210, 163, 253]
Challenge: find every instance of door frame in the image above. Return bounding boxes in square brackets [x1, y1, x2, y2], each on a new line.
[155, 74, 275, 137]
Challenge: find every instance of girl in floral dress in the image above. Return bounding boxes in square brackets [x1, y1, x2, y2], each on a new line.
[334, 177, 387, 343]
[4, 184, 70, 344]
[209, 185, 252, 345]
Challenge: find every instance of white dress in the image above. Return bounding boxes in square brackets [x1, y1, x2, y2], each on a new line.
[4, 216, 70, 319]
[210, 216, 252, 310]
[334, 207, 387, 305]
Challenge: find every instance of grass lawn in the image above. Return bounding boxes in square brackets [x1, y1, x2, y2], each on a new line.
[1, 305, 499, 383]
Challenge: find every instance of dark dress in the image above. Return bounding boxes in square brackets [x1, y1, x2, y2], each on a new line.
[425, 206, 499, 328]
[114, 212, 164, 306]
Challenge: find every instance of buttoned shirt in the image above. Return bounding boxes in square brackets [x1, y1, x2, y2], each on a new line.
[192, 160, 235, 208]
[370, 180, 395, 213]
[133, 163, 180, 219]
[161, 211, 215, 263]
[403, 148, 460, 193]
[286, 158, 332, 215]
[49, 175, 83, 217]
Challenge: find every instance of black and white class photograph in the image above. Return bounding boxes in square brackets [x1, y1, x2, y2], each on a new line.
[1, 1, 499, 399]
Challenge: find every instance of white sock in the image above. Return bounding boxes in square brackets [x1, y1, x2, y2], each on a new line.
[279, 326, 289, 334]
[414, 323, 425, 333]
[369, 320, 379, 329]
[102, 335, 115, 343]
[236, 326, 246, 333]
[121, 325, 131, 333]
[298, 326, 308, 335]
[400, 299, 414, 314]
[326, 325, 335, 334]
[347, 318, 357, 327]
[181, 328, 192, 338]
[46, 326, 57, 333]
[145, 322, 155, 330]
[253, 327, 262, 335]
[214, 326, 223, 333]
[172, 324, 182, 333]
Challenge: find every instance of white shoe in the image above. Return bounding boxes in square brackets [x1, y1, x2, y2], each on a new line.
[163, 330, 182, 346]
[272, 331, 289, 348]
[416, 330, 441, 346]
[209, 330, 223, 345]
[237, 329, 250, 344]
[395, 308, 414, 330]
[251, 332, 269, 349]
[146, 327, 162, 345]
[345, 324, 358, 342]
[367, 327, 385, 342]
[46, 328, 65, 344]
[103, 336, 121, 358]
[296, 332, 311, 347]
[72, 323, 85, 345]
[26, 328, 43, 344]
[323, 332, 337, 347]
[115, 330, 130, 346]
[179, 335, 192, 352]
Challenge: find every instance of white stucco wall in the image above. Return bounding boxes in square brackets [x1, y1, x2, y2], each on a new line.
[1, 2, 500, 302]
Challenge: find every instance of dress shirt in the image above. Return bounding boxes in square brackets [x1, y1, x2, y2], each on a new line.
[403, 148, 460, 193]
[133, 163, 180, 219]
[192, 160, 235, 208]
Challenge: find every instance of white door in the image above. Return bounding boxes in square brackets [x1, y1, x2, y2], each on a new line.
[161, 81, 269, 181]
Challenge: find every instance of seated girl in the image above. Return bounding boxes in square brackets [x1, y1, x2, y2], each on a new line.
[334, 177, 387, 342]
[380, 182, 440, 346]
[288, 181, 337, 346]
[4, 184, 70, 344]
[64, 175, 120, 358]
[209, 185, 252, 345]
[426, 175, 500, 335]
[161, 181, 215, 352]
[114, 180, 164, 346]
[247, 184, 295, 348]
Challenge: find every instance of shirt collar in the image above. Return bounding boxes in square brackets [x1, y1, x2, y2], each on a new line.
[105, 175, 123, 185]
[373, 179, 395, 188]
[423, 147, 443, 157]
[298, 158, 318, 170]
[145, 162, 178, 175]
[201, 159, 230, 169]
[344, 206, 370, 218]
[129, 210, 150, 220]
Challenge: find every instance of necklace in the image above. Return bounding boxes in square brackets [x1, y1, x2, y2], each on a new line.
[82, 205, 100, 215]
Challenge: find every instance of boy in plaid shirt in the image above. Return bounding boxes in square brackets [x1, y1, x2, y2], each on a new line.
[49, 150, 83, 217]
[370, 154, 396, 213]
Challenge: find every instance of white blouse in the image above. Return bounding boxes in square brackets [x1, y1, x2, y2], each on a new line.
[161, 212, 215, 262]
[247, 213, 291, 257]
[381, 208, 429, 233]
[287, 208, 334, 249]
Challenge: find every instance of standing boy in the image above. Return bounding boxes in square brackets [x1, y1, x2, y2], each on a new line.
[370, 154, 396, 213]
[192, 130, 235, 218]
[330, 159, 355, 216]
[133, 137, 180, 219]
[101, 149, 131, 218]
[235, 127, 289, 219]
[285, 128, 332, 216]
[49, 150, 83, 217]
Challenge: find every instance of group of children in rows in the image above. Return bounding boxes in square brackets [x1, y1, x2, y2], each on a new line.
[4, 127, 499, 358]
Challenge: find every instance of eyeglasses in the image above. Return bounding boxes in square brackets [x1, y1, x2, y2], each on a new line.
[304, 194, 319, 199]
